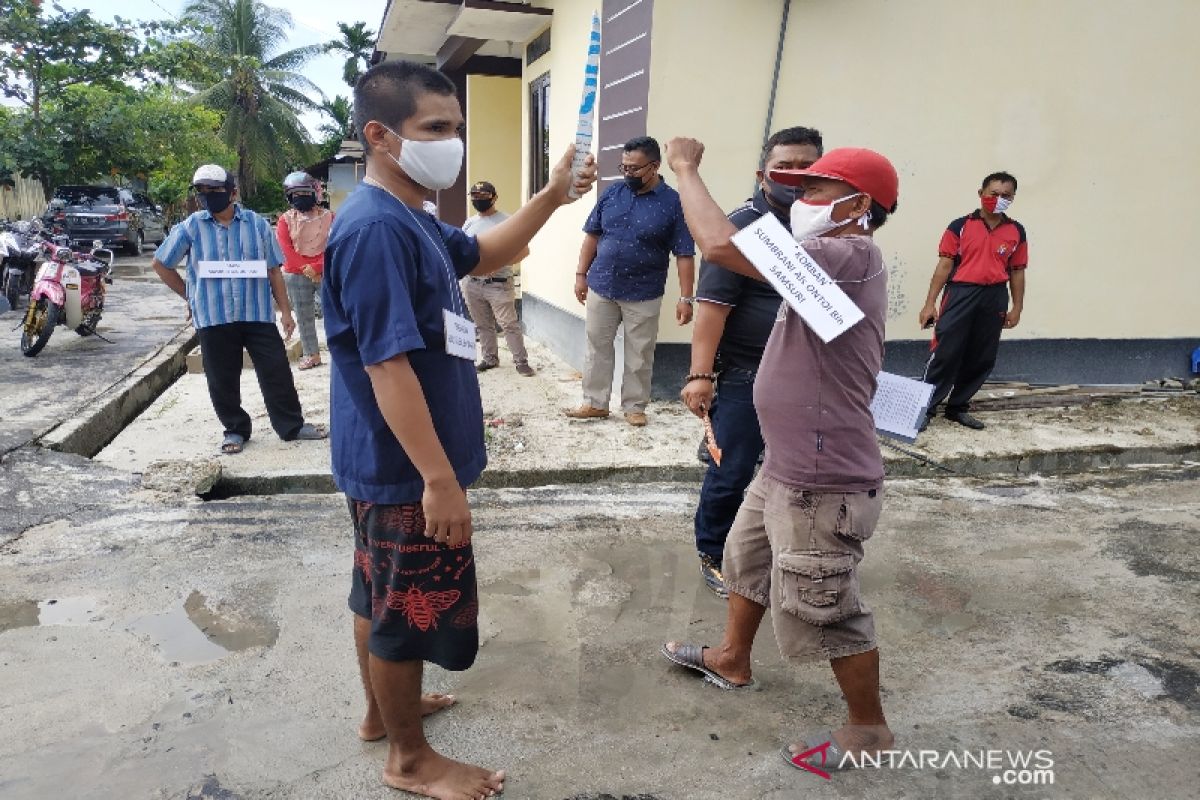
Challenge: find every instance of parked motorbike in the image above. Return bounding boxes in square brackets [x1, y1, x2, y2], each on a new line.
[0, 219, 46, 312]
[20, 240, 114, 357]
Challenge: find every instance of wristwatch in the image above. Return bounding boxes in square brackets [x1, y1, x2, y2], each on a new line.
[679, 296, 695, 304]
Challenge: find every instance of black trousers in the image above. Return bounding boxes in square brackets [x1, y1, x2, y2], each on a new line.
[922, 283, 1009, 415]
[196, 322, 305, 440]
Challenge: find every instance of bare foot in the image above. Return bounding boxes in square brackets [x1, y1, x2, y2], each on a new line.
[360, 694, 457, 741]
[787, 723, 895, 764]
[382, 744, 505, 799]
[664, 641, 753, 686]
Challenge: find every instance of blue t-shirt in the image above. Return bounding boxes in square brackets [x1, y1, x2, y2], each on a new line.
[323, 184, 483, 503]
[583, 180, 695, 302]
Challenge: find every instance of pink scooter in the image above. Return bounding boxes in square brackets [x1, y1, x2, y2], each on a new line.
[20, 239, 113, 357]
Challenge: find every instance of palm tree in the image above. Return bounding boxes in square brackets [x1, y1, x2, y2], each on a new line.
[318, 95, 352, 141]
[182, 0, 323, 198]
[326, 21, 375, 88]
[317, 94, 352, 159]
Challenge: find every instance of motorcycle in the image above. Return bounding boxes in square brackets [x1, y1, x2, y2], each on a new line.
[20, 239, 114, 357]
[0, 219, 46, 312]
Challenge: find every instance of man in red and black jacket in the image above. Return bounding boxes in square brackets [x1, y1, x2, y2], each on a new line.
[918, 172, 1027, 431]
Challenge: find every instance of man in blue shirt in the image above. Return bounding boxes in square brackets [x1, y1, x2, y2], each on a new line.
[324, 60, 595, 798]
[152, 164, 325, 454]
[679, 126, 823, 598]
[565, 136, 696, 427]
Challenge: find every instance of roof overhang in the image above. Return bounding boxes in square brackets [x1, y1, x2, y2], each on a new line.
[375, 0, 551, 71]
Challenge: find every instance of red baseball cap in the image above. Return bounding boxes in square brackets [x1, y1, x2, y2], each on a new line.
[769, 147, 899, 211]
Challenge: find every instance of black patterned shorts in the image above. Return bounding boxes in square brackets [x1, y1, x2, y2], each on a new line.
[347, 498, 479, 670]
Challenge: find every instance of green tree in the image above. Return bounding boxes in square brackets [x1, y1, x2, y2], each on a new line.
[325, 21, 375, 88]
[0, 0, 212, 196]
[0, 84, 234, 216]
[183, 0, 322, 198]
[317, 94, 353, 160]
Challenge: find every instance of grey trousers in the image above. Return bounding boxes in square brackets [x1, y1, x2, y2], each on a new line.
[283, 271, 320, 357]
[582, 291, 663, 412]
[462, 277, 528, 366]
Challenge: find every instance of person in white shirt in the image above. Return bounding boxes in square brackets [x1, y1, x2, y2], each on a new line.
[460, 181, 533, 376]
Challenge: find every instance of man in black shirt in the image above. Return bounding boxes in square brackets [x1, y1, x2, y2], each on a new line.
[680, 126, 824, 597]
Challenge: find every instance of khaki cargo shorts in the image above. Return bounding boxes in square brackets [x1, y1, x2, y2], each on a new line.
[723, 473, 883, 662]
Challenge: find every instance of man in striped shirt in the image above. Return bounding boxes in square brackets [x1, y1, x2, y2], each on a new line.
[152, 164, 325, 454]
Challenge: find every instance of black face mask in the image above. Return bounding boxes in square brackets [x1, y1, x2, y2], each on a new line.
[289, 194, 317, 212]
[763, 175, 801, 210]
[623, 175, 645, 191]
[471, 198, 494, 212]
[198, 190, 232, 215]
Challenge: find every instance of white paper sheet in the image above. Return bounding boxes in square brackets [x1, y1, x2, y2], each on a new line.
[871, 371, 935, 443]
[196, 260, 267, 279]
[730, 214, 864, 342]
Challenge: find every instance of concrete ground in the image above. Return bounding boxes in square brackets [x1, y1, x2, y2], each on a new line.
[0, 252, 189, 455]
[1, 459, 1197, 799]
[93, 331, 1200, 492]
[3, 266, 1199, 798]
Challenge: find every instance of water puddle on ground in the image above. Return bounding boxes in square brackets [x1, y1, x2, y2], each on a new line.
[125, 590, 278, 665]
[0, 596, 101, 632]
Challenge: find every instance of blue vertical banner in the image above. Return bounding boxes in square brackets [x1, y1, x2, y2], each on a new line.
[568, 11, 601, 199]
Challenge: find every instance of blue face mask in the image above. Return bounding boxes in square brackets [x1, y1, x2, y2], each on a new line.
[198, 190, 232, 214]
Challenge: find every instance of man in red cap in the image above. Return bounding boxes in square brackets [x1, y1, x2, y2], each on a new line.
[661, 138, 897, 774]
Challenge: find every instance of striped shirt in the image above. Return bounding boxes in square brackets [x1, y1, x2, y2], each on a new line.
[155, 205, 285, 329]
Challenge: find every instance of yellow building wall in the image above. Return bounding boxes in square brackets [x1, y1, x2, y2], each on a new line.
[646, 0, 792, 344]
[466, 75, 523, 220]
[645, 0, 1199, 341]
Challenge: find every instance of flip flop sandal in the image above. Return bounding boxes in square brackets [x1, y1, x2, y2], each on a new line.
[781, 731, 856, 775]
[659, 643, 756, 690]
[293, 423, 327, 441]
[220, 433, 245, 454]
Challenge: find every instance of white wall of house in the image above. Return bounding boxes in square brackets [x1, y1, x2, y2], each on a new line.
[521, 0, 1199, 346]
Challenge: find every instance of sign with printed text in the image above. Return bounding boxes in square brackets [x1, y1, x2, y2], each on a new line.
[871, 371, 935, 443]
[731, 214, 864, 342]
[197, 260, 268, 279]
[442, 308, 477, 361]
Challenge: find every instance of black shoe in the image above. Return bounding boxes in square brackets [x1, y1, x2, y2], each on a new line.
[946, 411, 985, 430]
[699, 555, 728, 599]
[475, 360, 499, 373]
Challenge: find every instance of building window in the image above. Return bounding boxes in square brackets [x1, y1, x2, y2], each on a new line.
[529, 71, 551, 196]
[526, 27, 551, 66]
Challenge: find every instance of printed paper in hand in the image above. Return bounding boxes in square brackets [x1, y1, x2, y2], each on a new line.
[871, 371, 935, 443]
[197, 260, 267, 279]
[567, 11, 601, 199]
[730, 214, 864, 342]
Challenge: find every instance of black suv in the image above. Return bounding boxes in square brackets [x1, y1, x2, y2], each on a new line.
[45, 185, 167, 255]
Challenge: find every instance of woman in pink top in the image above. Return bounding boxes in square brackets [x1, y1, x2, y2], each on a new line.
[277, 171, 334, 369]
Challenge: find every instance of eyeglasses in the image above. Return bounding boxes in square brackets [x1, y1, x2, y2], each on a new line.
[618, 161, 658, 176]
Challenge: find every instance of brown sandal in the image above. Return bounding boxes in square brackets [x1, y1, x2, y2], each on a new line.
[297, 355, 322, 370]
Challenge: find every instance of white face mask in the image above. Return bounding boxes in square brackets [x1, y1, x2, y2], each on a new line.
[377, 122, 464, 191]
[790, 192, 867, 242]
[994, 196, 1012, 214]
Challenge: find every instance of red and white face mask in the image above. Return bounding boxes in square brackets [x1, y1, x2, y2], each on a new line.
[790, 192, 867, 242]
[981, 195, 1012, 214]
